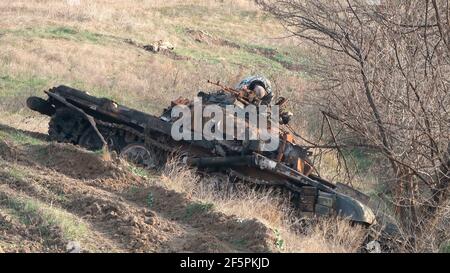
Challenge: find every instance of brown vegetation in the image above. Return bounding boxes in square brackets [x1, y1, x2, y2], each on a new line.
[257, 0, 450, 252]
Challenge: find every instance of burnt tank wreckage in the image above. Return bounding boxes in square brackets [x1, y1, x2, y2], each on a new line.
[27, 85, 376, 225]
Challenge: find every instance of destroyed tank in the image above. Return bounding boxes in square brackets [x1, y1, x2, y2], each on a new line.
[26, 85, 376, 225]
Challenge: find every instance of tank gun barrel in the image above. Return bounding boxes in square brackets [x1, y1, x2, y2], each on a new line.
[207, 80, 260, 105]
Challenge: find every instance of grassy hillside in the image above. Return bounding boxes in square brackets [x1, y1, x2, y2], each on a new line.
[0, 0, 368, 253]
[0, 0, 307, 117]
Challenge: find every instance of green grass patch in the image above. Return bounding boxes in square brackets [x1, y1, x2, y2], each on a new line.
[440, 242, 450, 253]
[174, 44, 287, 73]
[0, 73, 49, 112]
[245, 44, 277, 54]
[273, 229, 285, 250]
[175, 25, 304, 73]
[272, 52, 295, 66]
[7, 167, 26, 181]
[0, 193, 89, 242]
[91, 149, 105, 156]
[185, 202, 214, 219]
[7, 26, 105, 44]
[0, 129, 44, 146]
[343, 148, 375, 174]
[174, 30, 308, 74]
[128, 165, 149, 179]
[174, 47, 223, 65]
[243, 44, 310, 73]
[229, 49, 285, 71]
[0, 74, 48, 98]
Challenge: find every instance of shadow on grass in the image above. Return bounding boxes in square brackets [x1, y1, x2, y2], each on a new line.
[0, 123, 49, 142]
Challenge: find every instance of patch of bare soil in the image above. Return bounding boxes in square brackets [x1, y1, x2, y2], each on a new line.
[37, 144, 128, 179]
[0, 125, 277, 253]
[127, 186, 276, 253]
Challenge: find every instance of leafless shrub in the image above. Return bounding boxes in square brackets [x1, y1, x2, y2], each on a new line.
[257, 0, 450, 252]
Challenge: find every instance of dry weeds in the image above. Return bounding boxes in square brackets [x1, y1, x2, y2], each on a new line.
[159, 158, 367, 253]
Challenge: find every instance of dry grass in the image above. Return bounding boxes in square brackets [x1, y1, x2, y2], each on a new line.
[158, 158, 367, 253]
[161, 158, 289, 228]
[0, 112, 49, 134]
[0, 0, 306, 112]
[286, 218, 366, 253]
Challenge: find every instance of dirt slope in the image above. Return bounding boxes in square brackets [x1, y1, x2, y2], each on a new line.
[0, 124, 276, 253]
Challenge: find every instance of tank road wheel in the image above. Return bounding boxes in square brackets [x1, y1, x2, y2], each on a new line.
[120, 143, 164, 169]
[48, 107, 86, 144]
[79, 126, 125, 152]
